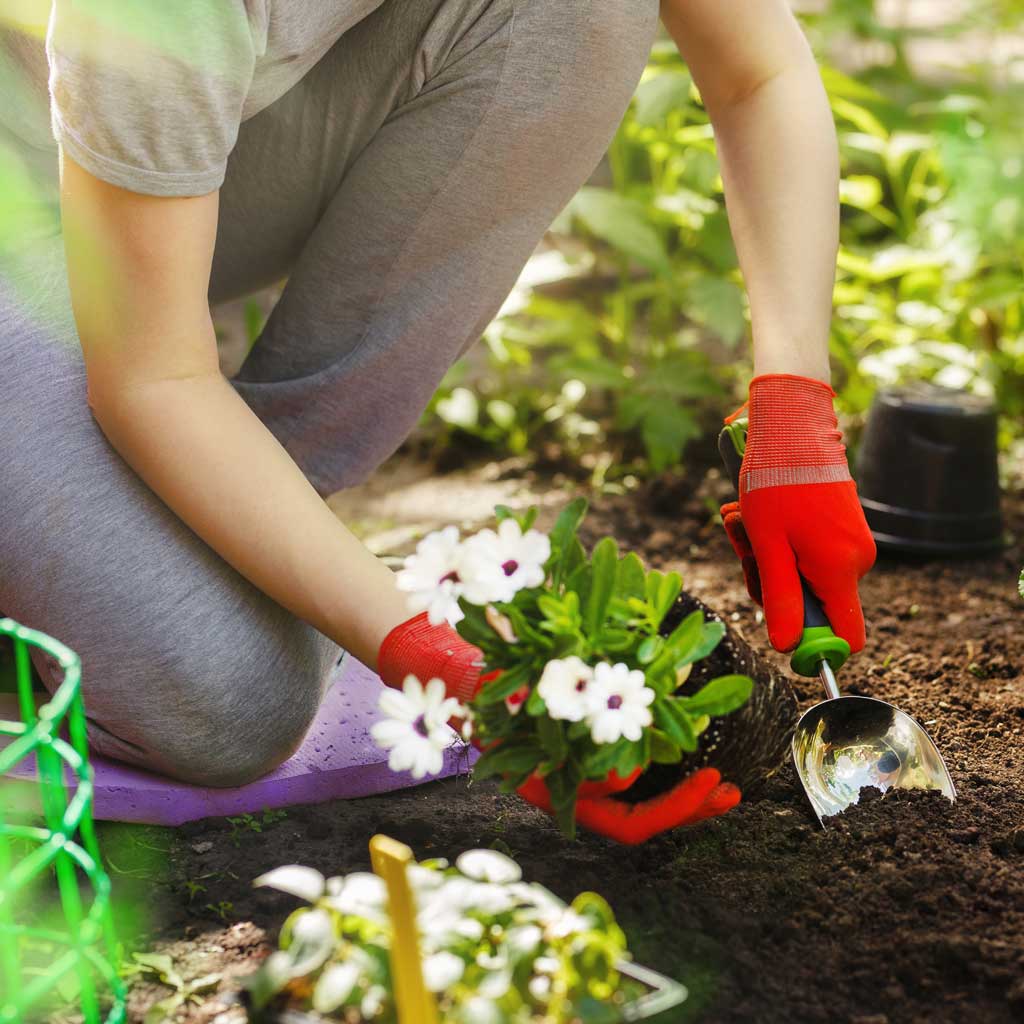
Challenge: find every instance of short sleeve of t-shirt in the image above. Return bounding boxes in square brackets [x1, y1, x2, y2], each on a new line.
[46, 1, 260, 197]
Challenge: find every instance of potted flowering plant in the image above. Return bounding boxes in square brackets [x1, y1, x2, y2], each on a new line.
[244, 847, 686, 1022]
[374, 499, 754, 839]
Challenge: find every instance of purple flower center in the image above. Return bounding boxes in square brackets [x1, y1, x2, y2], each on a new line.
[501, 559, 519, 577]
[413, 714, 429, 737]
[440, 570, 461, 584]
[607, 695, 623, 710]
[575, 679, 588, 692]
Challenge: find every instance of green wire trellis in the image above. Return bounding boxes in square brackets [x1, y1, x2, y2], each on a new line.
[0, 618, 124, 1024]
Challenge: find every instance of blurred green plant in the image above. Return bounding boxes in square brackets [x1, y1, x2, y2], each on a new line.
[425, 5, 1023, 479]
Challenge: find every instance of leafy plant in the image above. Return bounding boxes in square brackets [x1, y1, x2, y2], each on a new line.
[124, 952, 221, 1024]
[246, 850, 656, 1023]
[227, 807, 287, 845]
[421, 10, 1024, 479]
[453, 501, 752, 839]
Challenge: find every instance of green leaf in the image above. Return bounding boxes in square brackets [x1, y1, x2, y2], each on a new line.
[475, 663, 533, 705]
[641, 398, 701, 473]
[646, 571, 682, 625]
[615, 552, 647, 601]
[653, 699, 698, 752]
[570, 187, 672, 277]
[637, 636, 664, 665]
[145, 995, 184, 1024]
[660, 609, 703, 663]
[599, 628, 636, 653]
[549, 498, 588, 556]
[455, 601, 504, 652]
[679, 674, 753, 717]
[133, 953, 181, 989]
[616, 735, 649, 776]
[567, 561, 593, 615]
[503, 603, 552, 648]
[649, 729, 683, 764]
[696, 209, 738, 272]
[633, 69, 693, 125]
[544, 765, 580, 840]
[473, 743, 545, 781]
[840, 174, 884, 212]
[582, 739, 628, 779]
[688, 621, 726, 665]
[549, 501, 588, 588]
[537, 716, 568, 764]
[526, 687, 547, 716]
[538, 591, 582, 636]
[585, 537, 619, 634]
[687, 277, 747, 347]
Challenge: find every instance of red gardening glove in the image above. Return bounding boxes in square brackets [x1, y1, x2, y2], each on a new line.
[722, 374, 876, 653]
[518, 768, 740, 845]
[719, 500, 762, 606]
[377, 612, 484, 703]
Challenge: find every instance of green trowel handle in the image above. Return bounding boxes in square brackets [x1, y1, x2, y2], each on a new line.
[718, 424, 851, 678]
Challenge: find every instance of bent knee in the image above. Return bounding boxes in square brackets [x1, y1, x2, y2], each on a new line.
[145, 679, 325, 788]
[98, 613, 338, 788]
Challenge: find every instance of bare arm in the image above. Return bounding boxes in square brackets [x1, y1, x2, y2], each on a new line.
[58, 152, 410, 670]
[661, 0, 837, 382]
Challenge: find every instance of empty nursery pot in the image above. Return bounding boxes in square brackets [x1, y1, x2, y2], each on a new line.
[855, 383, 1003, 556]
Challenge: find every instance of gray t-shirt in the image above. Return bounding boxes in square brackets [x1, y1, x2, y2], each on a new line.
[41, 0, 385, 197]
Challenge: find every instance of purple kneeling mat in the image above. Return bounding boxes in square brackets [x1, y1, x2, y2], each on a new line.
[0, 655, 475, 826]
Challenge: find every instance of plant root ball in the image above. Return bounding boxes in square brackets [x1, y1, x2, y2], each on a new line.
[621, 591, 798, 804]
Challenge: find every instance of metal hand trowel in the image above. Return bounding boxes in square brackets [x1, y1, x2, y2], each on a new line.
[719, 421, 956, 826]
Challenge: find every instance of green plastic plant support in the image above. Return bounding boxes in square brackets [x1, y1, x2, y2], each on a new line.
[0, 618, 125, 1024]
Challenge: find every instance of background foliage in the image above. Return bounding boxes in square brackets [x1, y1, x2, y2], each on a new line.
[424, 0, 1024, 482]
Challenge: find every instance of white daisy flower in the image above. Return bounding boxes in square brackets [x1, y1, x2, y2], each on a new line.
[393, 526, 467, 625]
[370, 675, 464, 779]
[323, 872, 387, 921]
[586, 662, 655, 744]
[423, 951, 465, 993]
[544, 907, 592, 939]
[464, 518, 551, 601]
[536, 656, 597, 722]
[528, 974, 552, 1000]
[456, 848, 522, 884]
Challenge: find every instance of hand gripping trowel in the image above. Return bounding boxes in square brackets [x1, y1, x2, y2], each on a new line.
[719, 421, 956, 826]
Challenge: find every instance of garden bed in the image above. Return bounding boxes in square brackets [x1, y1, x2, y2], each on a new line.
[99, 462, 1023, 1024]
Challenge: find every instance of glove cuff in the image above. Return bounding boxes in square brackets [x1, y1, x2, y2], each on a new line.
[378, 612, 484, 704]
[741, 373, 851, 495]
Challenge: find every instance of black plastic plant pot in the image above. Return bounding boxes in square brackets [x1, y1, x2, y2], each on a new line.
[855, 383, 1003, 556]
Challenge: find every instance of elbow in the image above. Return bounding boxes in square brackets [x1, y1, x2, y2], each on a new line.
[703, 31, 816, 113]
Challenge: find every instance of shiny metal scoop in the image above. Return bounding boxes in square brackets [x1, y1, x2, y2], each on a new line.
[718, 422, 957, 826]
[792, 661, 957, 826]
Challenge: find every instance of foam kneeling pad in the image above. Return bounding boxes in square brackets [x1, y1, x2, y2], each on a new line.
[0, 655, 475, 826]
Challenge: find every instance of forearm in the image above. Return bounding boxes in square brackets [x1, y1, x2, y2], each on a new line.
[90, 360, 409, 670]
[661, 0, 838, 384]
[707, 58, 837, 383]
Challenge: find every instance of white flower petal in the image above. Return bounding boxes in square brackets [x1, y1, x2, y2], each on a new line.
[312, 962, 360, 1014]
[456, 849, 522, 884]
[370, 719, 413, 748]
[252, 865, 325, 903]
[423, 951, 465, 993]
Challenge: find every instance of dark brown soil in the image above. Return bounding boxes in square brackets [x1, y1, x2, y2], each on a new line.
[86, 467, 1024, 1024]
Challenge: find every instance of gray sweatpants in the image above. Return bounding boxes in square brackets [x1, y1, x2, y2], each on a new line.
[0, 0, 659, 786]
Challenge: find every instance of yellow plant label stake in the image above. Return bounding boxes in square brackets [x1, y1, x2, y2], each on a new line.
[369, 834, 440, 1024]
